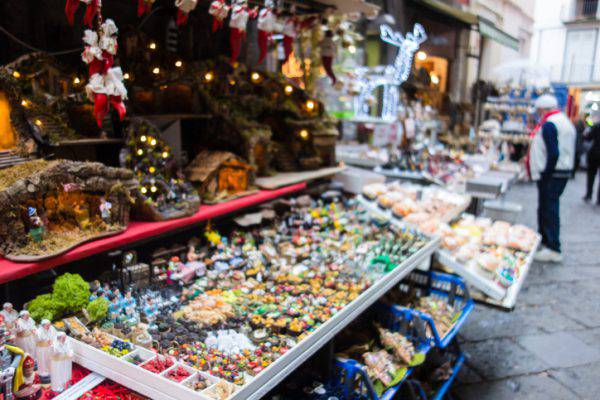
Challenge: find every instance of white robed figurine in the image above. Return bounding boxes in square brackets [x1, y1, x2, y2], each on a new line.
[35, 320, 56, 379]
[50, 332, 73, 393]
[0, 303, 18, 330]
[15, 311, 36, 356]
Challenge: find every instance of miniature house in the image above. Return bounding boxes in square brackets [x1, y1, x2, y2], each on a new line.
[0, 159, 136, 261]
[185, 149, 253, 201]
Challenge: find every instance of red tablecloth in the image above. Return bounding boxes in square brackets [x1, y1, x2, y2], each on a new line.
[0, 183, 306, 284]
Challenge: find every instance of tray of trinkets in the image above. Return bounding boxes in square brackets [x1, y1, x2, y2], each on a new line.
[69, 331, 232, 400]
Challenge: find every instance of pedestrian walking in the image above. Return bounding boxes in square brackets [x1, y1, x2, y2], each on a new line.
[583, 113, 600, 204]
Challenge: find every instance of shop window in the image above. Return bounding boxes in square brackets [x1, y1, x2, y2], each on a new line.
[562, 28, 598, 83]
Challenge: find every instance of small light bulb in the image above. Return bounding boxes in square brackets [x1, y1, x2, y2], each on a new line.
[348, 45, 356, 54]
[12, 71, 21, 79]
[162, 151, 169, 158]
[150, 186, 157, 193]
[306, 100, 316, 111]
[430, 73, 440, 85]
[175, 60, 183, 68]
[149, 166, 156, 173]
[152, 67, 160, 75]
[73, 77, 81, 85]
[140, 135, 147, 142]
[229, 80, 236, 86]
[136, 149, 144, 156]
[417, 51, 427, 61]
[34, 119, 43, 127]
[204, 72, 214, 82]
[150, 138, 157, 146]
[284, 85, 294, 95]
[123, 73, 130, 80]
[251, 72, 260, 82]
[299, 129, 309, 140]
[141, 187, 148, 194]
[149, 42, 157, 50]
[21, 99, 29, 107]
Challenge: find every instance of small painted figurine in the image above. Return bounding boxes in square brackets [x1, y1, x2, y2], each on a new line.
[50, 332, 73, 393]
[1, 304, 18, 332]
[108, 296, 122, 320]
[0, 325, 25, 400]
[13, 355, 40, 400]
[27, 208, 44, 243]
[14, 312, 36, 358]
[142, 297, 159, 322]
[34, 320, 56, 381]
[99, 197, 112, 223]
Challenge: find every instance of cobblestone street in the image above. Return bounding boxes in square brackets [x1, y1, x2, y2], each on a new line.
[454, 173, 600, 400]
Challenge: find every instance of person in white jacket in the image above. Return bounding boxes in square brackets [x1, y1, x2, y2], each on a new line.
[528, 94, 576, 263]
[50, 332, 73, 393]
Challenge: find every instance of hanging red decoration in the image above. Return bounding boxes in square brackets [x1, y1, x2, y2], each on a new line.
[82, 20, 128, 126]
[175, 0, 198, 25]
[257, 0, 276, 64]
[282, 15, 297, 65]
[137, 0, 156, 16]
[229, 0, 257, 64]
[209, 0, 230, 32]
[64, 0, 101, 27]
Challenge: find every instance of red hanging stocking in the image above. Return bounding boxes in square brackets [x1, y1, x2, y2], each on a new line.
[93, 93, 110, 127]
[83, 0, 100, 27]
[258, 30, 269, 64]
[283, 35, 293, 64]
[65, 0, 80, 25]
[230, 28, 245, 64]
[322, 56, 336, 85]
[110, 96, 127, 121]
[176, 10, 189, 26]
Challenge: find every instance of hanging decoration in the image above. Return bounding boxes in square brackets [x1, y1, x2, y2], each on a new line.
[281, 9, 297, 65]
[65, 0, 101, 27]
[257, 0, 276, 64]
[137, 0, 156, 17]
[320, 30, 337, 85]
[175, 0, 199, 25]
[229, 0, 258, 64]
[81, 20, 128, 126]
[209, 0, 231, 32]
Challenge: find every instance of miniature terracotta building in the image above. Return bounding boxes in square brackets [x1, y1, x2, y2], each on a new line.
[185, 149, 253, 200]
[0, 159, 136, 261]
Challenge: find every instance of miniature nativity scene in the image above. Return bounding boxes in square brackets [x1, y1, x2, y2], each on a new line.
[0, 159, 135, 261]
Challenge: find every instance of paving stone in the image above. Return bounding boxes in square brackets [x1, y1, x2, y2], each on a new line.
[517, 332, 600, 369]
[452, 373, 578, 400]
[550, 362, 600, 400]
[527, 264, 600, 285]
[460, 304, 583, 341]
[461, 339, 549, 380]
[454, 362, 483, 385]
[568, 328, 600, 351]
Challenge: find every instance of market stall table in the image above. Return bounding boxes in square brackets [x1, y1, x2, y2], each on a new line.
[0, 183, 307, 285]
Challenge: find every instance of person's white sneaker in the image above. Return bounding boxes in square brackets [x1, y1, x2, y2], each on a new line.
[534, 247, 563, 263]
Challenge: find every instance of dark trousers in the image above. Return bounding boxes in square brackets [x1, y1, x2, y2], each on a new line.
[537, 177, 568, 253]
[585, 156, 600, 201]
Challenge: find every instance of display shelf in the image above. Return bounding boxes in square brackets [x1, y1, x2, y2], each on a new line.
[54, 371, 106, 400]
[436, 235, 541, 310]
[232, 238, 440, 400]
[0, 183, 306, 284]
[255, 166, 346, 189]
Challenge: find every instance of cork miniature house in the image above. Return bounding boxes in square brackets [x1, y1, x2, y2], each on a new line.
[185, 149, 253, 203]
[0, 159, 136, 261]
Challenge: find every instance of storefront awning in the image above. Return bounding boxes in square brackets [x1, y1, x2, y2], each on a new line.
[414, 0, 478, 26]
[478, 17, 520, 51]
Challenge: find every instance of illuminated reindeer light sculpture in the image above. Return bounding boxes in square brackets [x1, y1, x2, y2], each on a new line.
[354, 23, 427, 120]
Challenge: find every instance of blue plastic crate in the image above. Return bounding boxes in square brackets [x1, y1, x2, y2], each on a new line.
[391, 271, 474, 349]
[410, 351, 465, 400]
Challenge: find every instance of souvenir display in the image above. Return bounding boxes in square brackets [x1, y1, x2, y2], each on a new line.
[185, 150, 254, 203]
[439, 215, 539, 292]
[0, 160, 135, 261]
[123, 119, 200, 221]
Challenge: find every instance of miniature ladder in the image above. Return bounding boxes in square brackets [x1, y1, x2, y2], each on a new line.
[53, 372, 106, 399]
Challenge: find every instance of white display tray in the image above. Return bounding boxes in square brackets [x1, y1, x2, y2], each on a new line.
[70, 335, 222, 400]
[436, 234, 541, 310]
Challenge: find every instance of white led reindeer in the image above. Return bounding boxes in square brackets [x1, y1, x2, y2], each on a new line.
[353, 24, 427, 120]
